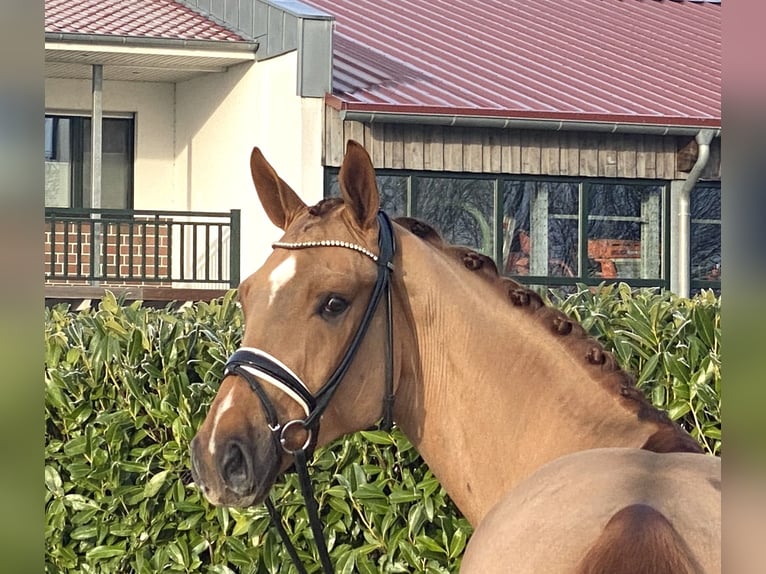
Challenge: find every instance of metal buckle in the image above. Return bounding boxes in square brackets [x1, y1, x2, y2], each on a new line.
[279, 419, 313, 454]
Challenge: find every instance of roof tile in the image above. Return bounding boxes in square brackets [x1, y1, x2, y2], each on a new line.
[307, 0, 721, 126]
[45, 0, 245, 42]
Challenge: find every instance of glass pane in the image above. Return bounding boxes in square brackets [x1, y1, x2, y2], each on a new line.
[691, 182, 721, 220]
[587, 184, 662, 280]
[549, 216, 578, 278]
[691, 183, 721, 282]
[413, 177, 494, 255]
[501, 181, 530, 275]
[324, 172, 408, 219]
[691, 224, 721, 281]
[377, 175, 407, 218]
[102, 118, 132, 209]
[44, 117, 72, 207]
[326, 172, 340, 197]
[82, 118, 132, 209]
[501, 181, 578, 277]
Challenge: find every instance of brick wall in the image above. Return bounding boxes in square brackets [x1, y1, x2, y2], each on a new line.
[44, 219, 171, 287]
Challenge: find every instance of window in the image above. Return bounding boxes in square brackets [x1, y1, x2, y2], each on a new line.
[44, 114, 134, 209]
[586, 184, 663, 282]
[690, 182, 721, 293]
[326, 169, 671, 290]
[497, 181, 665, 286]
[502, 181, 580, 278]
[413, 177, 495, 256]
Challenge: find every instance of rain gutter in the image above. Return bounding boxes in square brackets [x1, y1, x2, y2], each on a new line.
[338, 109, 719, 137]
[675, 128, 717, 297]
[45, 32, 259, 55]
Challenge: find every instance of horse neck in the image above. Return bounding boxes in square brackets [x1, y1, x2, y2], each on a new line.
[391, 232, 665, 526]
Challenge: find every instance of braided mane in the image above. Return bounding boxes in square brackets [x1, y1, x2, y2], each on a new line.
[392, 216, 702, 455]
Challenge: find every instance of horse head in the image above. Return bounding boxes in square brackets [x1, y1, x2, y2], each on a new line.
[189, 140, 719, 572]
[190, 141, 402, 507]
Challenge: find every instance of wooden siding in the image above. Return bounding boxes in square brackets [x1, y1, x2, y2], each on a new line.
[324, 106, 721, 181]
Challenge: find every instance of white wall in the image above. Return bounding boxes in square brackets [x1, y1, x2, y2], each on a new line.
[174, 52, 325, 277]
[45, 78, 176, 209]
[46, 51, 326, 282]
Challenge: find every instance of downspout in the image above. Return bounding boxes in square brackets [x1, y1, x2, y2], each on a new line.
[676, 128, 717, 297]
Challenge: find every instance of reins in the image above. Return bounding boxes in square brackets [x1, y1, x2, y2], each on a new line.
[222, 211, 396, 573]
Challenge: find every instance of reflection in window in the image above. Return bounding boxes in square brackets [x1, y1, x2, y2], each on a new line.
[413, 177, 494, 255]
[587, 184, 662, 280]
[324, 173, 407, 218]
[45, 117, 72, 207]
[325, 168, 676, 289]
[502, 181, 578, 277]
[691, 183, 721, 285]
[378, 176, 408, 218]
[44, 114, 133, 209]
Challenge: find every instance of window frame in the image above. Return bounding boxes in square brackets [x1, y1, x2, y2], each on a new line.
[689, 181, 722, 294]
[44, 112, 135, 210]
[325, 168, 672, 290]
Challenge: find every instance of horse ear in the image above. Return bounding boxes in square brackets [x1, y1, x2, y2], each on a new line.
[249, 147, 306, 230]
[338, 140, 379, 230]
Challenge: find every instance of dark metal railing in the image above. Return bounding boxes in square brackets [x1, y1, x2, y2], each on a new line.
[45, 208, 241, 288]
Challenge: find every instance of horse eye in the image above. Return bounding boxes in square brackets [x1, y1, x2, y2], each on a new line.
[320, 295, 349, 317]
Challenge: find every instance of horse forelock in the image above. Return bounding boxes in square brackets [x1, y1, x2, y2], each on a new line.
[307, 197, 344, 217]
[393, 215, 701, 455]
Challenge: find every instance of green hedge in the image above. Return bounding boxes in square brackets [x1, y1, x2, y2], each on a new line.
[554, 283, 721, 455]
[45, 285, 721, 573]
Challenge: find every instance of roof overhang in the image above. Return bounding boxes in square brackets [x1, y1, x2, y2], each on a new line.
[327, 98, 722, 138]
[45, 32, 258, 83]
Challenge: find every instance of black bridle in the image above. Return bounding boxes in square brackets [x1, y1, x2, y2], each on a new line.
[221, 211, 396, 574]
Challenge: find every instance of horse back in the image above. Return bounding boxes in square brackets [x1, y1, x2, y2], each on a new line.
[575, 503, 702, 574]
[460, 448, 720, 574]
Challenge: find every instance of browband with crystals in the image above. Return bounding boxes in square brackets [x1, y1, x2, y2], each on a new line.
[272, 239, 379, 263]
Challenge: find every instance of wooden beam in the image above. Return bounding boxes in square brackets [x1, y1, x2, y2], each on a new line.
[676, 136, 698, 173]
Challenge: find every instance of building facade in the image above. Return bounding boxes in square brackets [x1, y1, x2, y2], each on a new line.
[45, 0, 721, 300]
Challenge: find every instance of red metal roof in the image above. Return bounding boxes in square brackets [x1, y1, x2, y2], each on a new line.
[45, 0, 246, 42]
[308, 0, 721, 128]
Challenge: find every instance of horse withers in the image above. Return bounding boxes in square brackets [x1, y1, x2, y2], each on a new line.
[190, 140, 720, 573]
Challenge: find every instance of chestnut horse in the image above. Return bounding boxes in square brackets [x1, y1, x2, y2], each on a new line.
[190, 141, 721, 573]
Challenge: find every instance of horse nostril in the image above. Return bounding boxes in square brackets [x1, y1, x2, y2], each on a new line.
[221, 441, 253, 494]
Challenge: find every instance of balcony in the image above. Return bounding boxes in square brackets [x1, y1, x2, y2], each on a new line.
[45, 208, 240, 305]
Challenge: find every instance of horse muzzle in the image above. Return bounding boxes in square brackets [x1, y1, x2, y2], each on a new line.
[189, 432, 279, 507]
